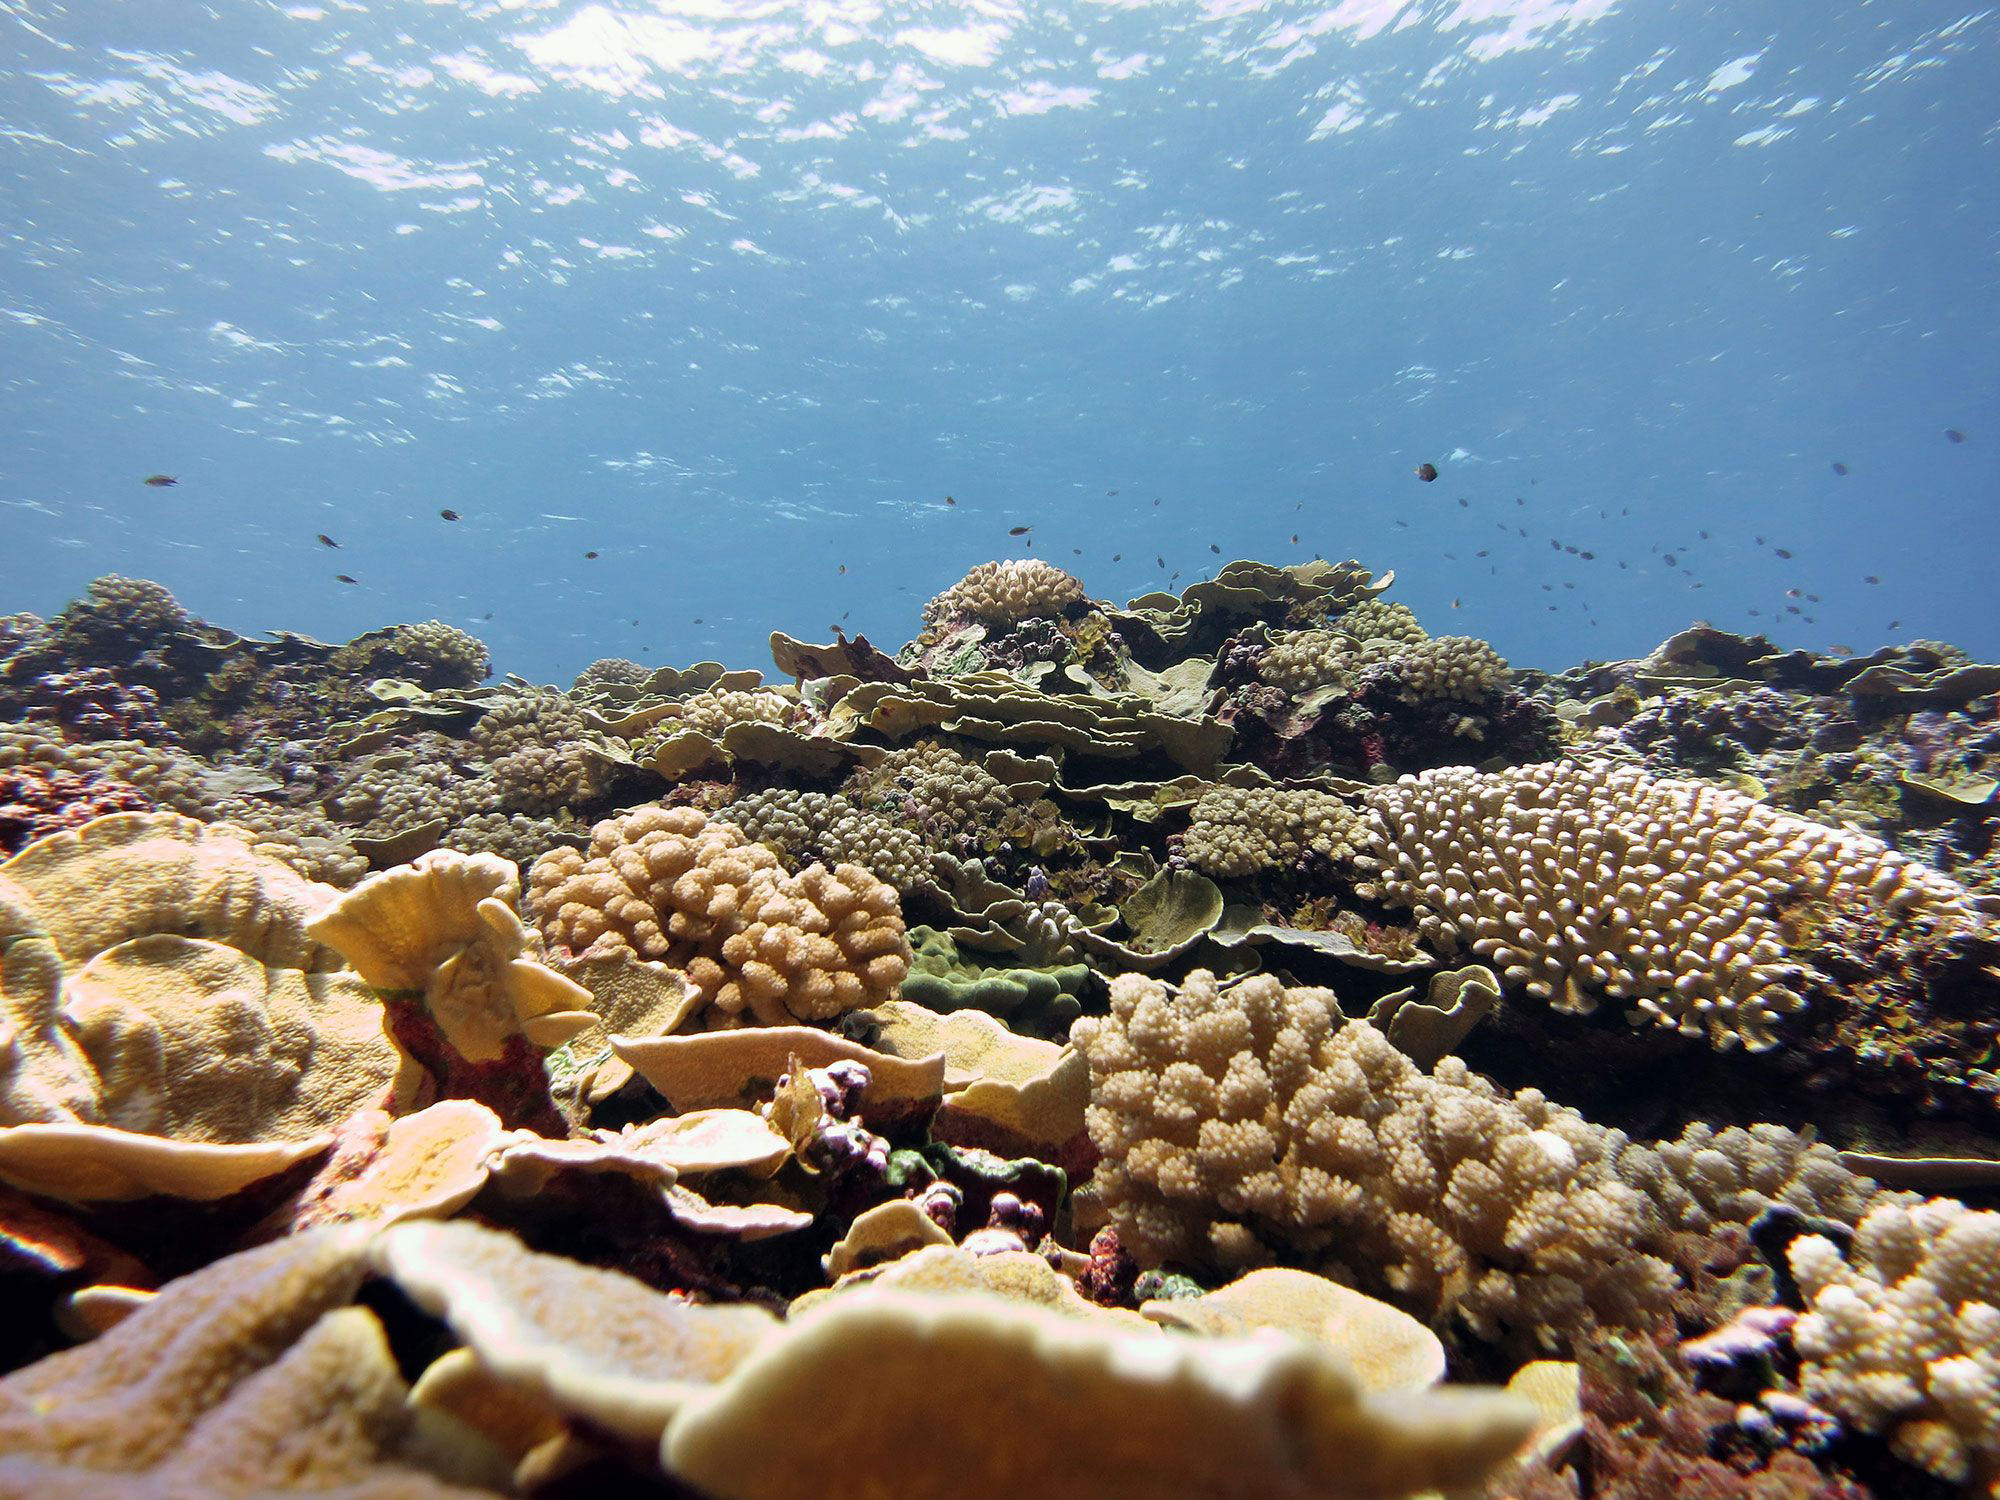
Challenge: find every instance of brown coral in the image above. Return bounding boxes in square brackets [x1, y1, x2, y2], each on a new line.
[527, 805, 909, 1028]
[923, 560, 1086, 628]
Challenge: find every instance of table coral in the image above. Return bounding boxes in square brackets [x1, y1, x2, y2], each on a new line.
[1354, 760, 1986, 1051]
[527, 804, 909, 1028]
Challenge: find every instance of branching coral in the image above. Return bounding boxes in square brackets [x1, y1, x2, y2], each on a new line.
[1788, 1198, 2000, 1490]
[923, 560, 1086, 629]
[1071, 969, 1679, 1345]
[527, 805, 909, 1028]
[1354, 761, 1985, 1050]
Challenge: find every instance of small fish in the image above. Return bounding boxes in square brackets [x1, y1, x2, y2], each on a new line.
[1414, 463, 1438, 483]
[1946, 429, 1966, 443]
[335, 574, 357, 584]
[1663, 554, 1677, 566]
[1829, 644, 1854, 656]
[1072, 548, 1081, 556]
[1457, 497, 1468, 508]
[1579, 550, 1595, 560]
[1774, 547, 1793, 558]
[1786, 588, 1801, 598]
[316, 534, 340, 548]
[1748, 609, 1762, 617]
[1515, 497, 1524, 506]
[142, 474, 178, 487]
[1009, 526, 1031, 536]
[1395, 519, 1409, 528]
[440, 509, 461, 521]
[1889, 619, 1903, 629]
[1831, 461, 1849, 476]
[584, 551, 598, 560]
[1451, 598, 1461, 609]
[1290, 534, 1300, 545]
[482, 611, 493, 620]
[1476, 549, 1488, 557]
[1698, 531, 1710, 540]
[1153, 498, 1161, 507]
[945, 495, 956, 506]
[1208, 543, 1220, 554]
[693, 616, 704, 624]
[1156, 556, 1165, 568]
[839, 564, 847, 574]
[1864, 574, 1880, 585]
[1107, 489, 1119, 496]
[1113, 553, 1123, 561]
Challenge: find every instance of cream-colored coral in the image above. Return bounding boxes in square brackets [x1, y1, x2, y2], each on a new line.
[662, 1288, 1538, 1500]
[1788, 1199, 2000, 1489]
[718, 789, 937, 894]
[923, 560, 1086, 628]
[1181, 785, 1362, 877]
[1354, 761, 1984, 1050]
[0, 1225, 375, 1470]
[1372, 636, 1510, 703]
[847, 740, 1019, 844]
[1336, 598, 1428, 650]
[307, 848, 594, 1062]
[373, 1219, 781, 1443]
[1072, 970, 1677, 1345]
[671, 687, 799, 741]
[0, 814, 399, 1145]
[1261, 630, 1363, 697]
[526, 805, 909, 1028]
[1617, 1120, 1891, 1235]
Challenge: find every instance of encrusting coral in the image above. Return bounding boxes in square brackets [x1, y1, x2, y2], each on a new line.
[1354, 760, 1986, 1050]
[0, 812, 400, 1146]
[526, 804, 910, 1029]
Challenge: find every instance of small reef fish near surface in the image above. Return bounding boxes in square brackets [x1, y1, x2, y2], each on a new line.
[439, 509, 461, 521]
[141, 474, 177, 487]
[1414, 462, 1438, 482]
[316, 534, 340, 548]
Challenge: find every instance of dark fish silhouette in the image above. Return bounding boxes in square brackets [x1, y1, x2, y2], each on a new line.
[1865, 575, 1880, 584]
[1457, 497, 1468, 507]
[1945, 429, 1966, 443]
[945, 496, 956, 506]
[584, 551, 599, 560]
[142, 474, 178, 487]
[838, 565, 847, 574]
[1831, 461, 1848, 476]
[316, 534, 339, 548]
[1208, 543, 1220, 554]
[335, 574, 357, 584]
[1774, 547, 1793, 559]
[1009, 526, 1031, 536]
[1414, 463, 1438, 482]
[440, 509, 461, 521]
[1664, 554, 1677, 566]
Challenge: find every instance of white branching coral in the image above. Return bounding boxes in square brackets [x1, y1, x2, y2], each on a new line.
[1788, 1199, 2000, 1490]
[1354, 761, 1983, 1051]
[1071, 970, 1678, 1346]
[923, 561, 1085, 628]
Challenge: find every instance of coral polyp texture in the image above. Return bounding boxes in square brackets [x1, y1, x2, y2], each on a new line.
[1788, 1198, 2000, 1490]
[526, 804, 910, 1026]
[3, 558, 1998, 1500]
[1071, 969, 1679, 1343]
[923, 559, 1087, 627]
[1353, 759, 1986, 1050]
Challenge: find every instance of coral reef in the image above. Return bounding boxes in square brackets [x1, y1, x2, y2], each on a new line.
[1, 559, 1995, 1500]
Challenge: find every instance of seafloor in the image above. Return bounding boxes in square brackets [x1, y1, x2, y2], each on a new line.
[1, 557, 1997, 1499]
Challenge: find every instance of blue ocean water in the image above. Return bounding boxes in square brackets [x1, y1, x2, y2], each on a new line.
[1, 0, 1994, 685]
